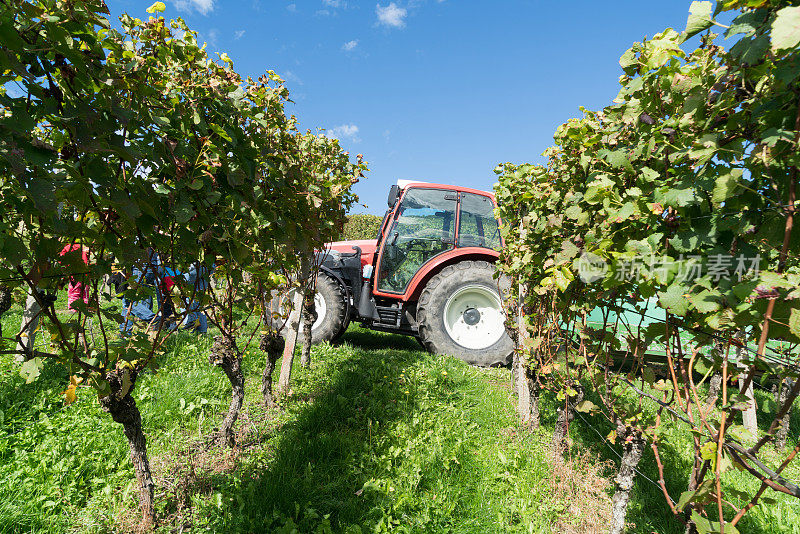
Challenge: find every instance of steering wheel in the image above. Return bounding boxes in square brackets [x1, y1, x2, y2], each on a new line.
[404, 237, 433, 251]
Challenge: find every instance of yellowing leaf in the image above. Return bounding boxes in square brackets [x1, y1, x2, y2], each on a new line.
[575, 400, 599, 413]
[63, 385, 77, 405]
[146, 2, 166, 13]
[699, 441, 717, 462]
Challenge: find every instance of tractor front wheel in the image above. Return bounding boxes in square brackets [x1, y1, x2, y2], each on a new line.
[272, 273, 348, 344]
[416, 260, 513, 367]
[306, 273, 349, 343]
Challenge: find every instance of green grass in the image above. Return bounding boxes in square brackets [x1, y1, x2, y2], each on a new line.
[173, 330, 562, 533]
[2, 297, 800, 533]
[0, 300, 564, 533]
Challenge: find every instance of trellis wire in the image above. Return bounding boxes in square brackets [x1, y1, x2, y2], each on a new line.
[573, 410, 676, 506]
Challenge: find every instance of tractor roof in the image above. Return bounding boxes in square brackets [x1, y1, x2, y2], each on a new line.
[396, 179, 496, 200]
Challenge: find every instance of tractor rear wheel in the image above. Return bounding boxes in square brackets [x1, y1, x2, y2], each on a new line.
[417, 260, 513, 367]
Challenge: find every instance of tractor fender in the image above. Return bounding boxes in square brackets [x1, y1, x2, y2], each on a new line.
[404, 247, 500, 302]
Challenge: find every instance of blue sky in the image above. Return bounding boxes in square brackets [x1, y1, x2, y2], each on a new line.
[107, 1, 714, 215]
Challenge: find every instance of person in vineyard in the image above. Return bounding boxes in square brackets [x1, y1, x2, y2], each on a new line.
[58, 244, 90, 311]
[119, 249, 160, 335]
[58, 243, 91, 347]
[181, 260, 212, 334]
[147, 247, 176, 330]
[16, 288, 57, 361]
[155, 267, 179, 330]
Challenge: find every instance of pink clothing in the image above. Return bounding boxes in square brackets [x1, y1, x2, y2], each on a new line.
[66, 282, 89, 310]
[59, 244, 90, 311]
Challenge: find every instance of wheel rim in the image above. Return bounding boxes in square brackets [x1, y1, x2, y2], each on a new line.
[312, 291, 326, 330]
[283, 290, 326, 332]
[443, 284, 505, 350]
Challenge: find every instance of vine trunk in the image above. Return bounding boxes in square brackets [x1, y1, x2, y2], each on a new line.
[99, 368, 155, 530]
[260, 331, 284, 408]
[210, 335, 244, 447]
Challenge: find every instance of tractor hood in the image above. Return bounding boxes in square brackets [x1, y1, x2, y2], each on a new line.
[325, 239, 377, 268]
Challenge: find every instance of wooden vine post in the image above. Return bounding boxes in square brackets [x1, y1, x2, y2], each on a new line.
[775, 378, 794, 451]
[515, 269, 539, 429]
[299, 263, 317, 369]
[610, 423, 646, 534]
[278, 252, 312, 394]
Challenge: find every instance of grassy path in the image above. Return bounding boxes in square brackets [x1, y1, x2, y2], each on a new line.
[0, 319, 609, 533]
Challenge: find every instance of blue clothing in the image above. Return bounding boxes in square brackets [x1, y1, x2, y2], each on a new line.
[182, 300, 208, 333]
[183, 264, 211, 292]
[120, 296, 155, 334]
[119, 256, 173, 334]
[147, 251, 178, 327]
[119, 266, 157, 334]
[181, 263, 212, 333]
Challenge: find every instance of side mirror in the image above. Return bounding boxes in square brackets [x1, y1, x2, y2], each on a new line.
[387, 185, 400, 207]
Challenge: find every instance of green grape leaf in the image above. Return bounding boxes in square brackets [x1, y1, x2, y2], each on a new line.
[712, 170, 742, 205]
[789, 308, 800, 340]
[685, 1, 714, 38]
[690, 289, 722, 314]
[658, 283, 690, 316]
[728, 424, 756, 443]
[20, 357, 43, 384]
[771, 6, 800, 52]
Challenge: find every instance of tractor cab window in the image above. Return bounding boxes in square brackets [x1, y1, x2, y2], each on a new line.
[457, 193, 501, 250]
[377, 188, 456, 293]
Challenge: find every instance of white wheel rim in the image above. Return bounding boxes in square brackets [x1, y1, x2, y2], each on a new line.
[443, 284, 505, 350]
[313, 291, 326, 330]
[284, 290, 326, 332]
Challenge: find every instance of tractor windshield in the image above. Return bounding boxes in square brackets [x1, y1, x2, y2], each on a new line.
[377, 188, 457, 293]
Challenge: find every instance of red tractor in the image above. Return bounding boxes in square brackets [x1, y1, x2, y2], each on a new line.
[306, 180, 513, 367]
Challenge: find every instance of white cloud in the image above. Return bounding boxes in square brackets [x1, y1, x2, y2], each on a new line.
[316, 9, 331, 16]
[323, 0, 345, 6]
[376, 2, 407, 28]
[342, 39, 359, 51]
[173, 0, 214, 15]
[204, 28, 219, 47]
[234, 29, 245, 40]
[326, 123, 360, 143]
[286, 3, 297, 12]
[282, 70, 304, 86]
